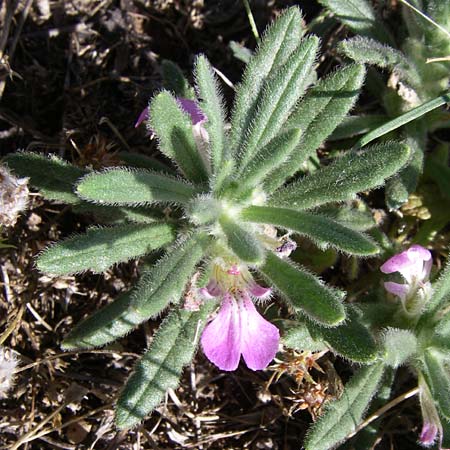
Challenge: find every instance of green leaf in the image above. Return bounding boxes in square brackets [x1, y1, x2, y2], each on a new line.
[315, 203, 376, 231]
[270, 142, 411, 210]
[62, 233, 207, 349]
[283, 322, 327, 352]
[329, 115, 388, 141]
[308, 306, 379, 363]
[259, 252, 345, 326]
[130, 233, 209, 318]
[426, 158, 450, 199]
[424, 258, 450, 315]
[385, 127, 425, 209]
[37, 223, 175, 275]
[317, 0, 394, 44]
[229, 40, 252, 64]
[238, 35, 319, 168]
[305, 363, 385, 450]
[76, 169, 200, 206]
[5, 151, 86, 204]
[242, 205, 379, 256]
[265, 64, 366, 191]
[382, 328, 417, 367]
[149, 91, 209, 182]
[339, 37, 420, 87]
[219, 215, 265, 265]
[237, 130, 302, 191]
[161, 59, 195, 99]
[116, 303, 214, 429]
[194, 55, 227, 177]
[423, 348, 450, 419]
[230, 7, 304, 153]
[354, 92, 450, 148]
[62, 290, 143, 350]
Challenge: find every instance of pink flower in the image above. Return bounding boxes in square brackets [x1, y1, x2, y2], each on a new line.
[200, 263, 279, 371]
[135, 97, 206, 128]
[419, 376, 442, 448]
[380, 245, 433, 313]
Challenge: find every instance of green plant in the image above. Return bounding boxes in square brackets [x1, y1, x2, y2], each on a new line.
[6, 7, 410, 432]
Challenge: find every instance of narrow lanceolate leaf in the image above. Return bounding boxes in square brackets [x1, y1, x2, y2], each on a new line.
[238, 36, 319, 168]
[242, 206, 379, 256]
[149, 91, 209, 183]
[270, 142, 411, 210]
[339, 37, 420, 88]
[266, 64, 366, 191]
[194, 55, 227, 177]
[317, 0, 394, 45]
[76, 169, 200, 206]
[37, 223, 175, 275]
[260, 252, 345, 326]
[307, 306, 379, 363]
[62, 290, 143, 350]
[231, 7, 304, 152]
[305, 363, 385, 450]
[315, 203, 376, 231]
[130, 233, 208, 317]
[423, 348, 450, 419]
[118, 152, 175, 174]
[62, 233, 207, 349]
[426, 258, 450, 314]
[219, 215, 265, 265]
[5, 152, 86, 204]
[237, 130, 301, 191]
[385, 127, 425, 210]
[161, 59, 195, 99]
[116, 303, 214, 429]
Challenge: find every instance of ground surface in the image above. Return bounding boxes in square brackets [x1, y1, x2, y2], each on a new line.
[0, 1, 448, 449]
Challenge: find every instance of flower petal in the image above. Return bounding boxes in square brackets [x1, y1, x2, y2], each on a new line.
[239, 293, 279, 371]
[134, 107, 149, 128]
[380, 251, 412, 275]
[384, 281, 409, 300]
[248, 282, 272, 299]
[420, 422, 438, 447]
[408, 244, 432, 262]
[201, 293, 241, 371]
[177, 98, 206, 125]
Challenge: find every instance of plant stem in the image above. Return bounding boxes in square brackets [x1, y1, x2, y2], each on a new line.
[242, 0, 260, 43]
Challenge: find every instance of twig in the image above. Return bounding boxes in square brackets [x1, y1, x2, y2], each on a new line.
[213, 67, 235, 90]
[242, 0, 260, 43]
[15, 349, 139, 373]
[345, 386, 420, 440]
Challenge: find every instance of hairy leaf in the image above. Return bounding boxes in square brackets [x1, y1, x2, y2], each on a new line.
[37, 223, 175, 275]
[339, 37, 419, 87]
[5, 151, 86, 204]
[315, 203, 375, 231]
[219, 215, 265, 265]
[76, 169, 200, 206]
[308, 306, 379, 363]
[270, 142, 411, 210]
[260, 252, 345, 326]
[149, 91, 209, 182]
[238, 35, 319, 168]
[242, 205, 379, 255]
[116, 303, 214, 429]
[230, 7, 304, 153]
[329, 115, 388, 141]
[62, 233, 207, 349]
[305, 363, 385, 450]
[237, 130, 302, 191]
[317, 0, 394, 44]
[161, 59, 195, 99]
[266, 64, 366, 191]
[423, 348, 450, 419]
[194, 55, 227, 178]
